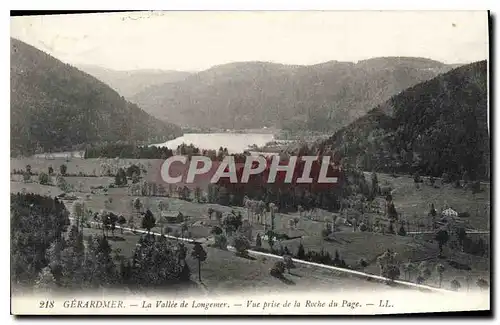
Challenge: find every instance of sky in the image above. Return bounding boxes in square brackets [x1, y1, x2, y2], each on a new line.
[10, 11, 489, 72]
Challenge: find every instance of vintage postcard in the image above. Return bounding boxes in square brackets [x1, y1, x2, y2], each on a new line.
[10, 10, 490, 315]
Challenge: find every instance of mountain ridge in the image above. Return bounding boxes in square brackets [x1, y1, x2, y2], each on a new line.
[130, 56, 460, 131]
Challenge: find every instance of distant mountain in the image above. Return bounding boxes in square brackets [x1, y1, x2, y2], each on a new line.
[323, 60, 489, 180]
[76, 64, 191, 98]
[130, 57, 457, 131]
[10, 38, 182, 156]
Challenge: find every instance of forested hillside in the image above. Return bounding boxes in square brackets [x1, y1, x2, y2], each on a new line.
[10, 38, 182, 156]
[131, 57, 456, 131]
[324, 60, 489, 180]
[76, 64, 191, 98]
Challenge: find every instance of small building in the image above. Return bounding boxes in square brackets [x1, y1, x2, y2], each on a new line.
[161, 211, 182, 223]
[442, 208, 458, 218]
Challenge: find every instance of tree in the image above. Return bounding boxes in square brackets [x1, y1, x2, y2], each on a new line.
[34, 266, 57, 291]
[283, 255, 295, 273]
[387, 203, 398, 221]
[194, 187, 202, 202]
[297, 243, 306, 260]
[385, 264, 401, 282]
[191, 242, 207, 282]
[371, 172, 379, 197]
[476, 278, 489, 291]
[22, 171, 31, 183]
[413, 172, 421, 183]
[435, 263, 445, 287]
[108, 213, 118, 237]
[38, 172, 49, 185]
[164, 226, 172, 237]
[60, 164, 67, 176]
[115, 168, 127, 186]
[158, 200, 168, 213]
[142, 209, 156, 233]
[377, 249, 399, 281]
[398, 223, 407, 236]
[403, 262, 416, 281]
[131, 173, 140, 184]
[180, 222, 189, 239]
[435, 229, 450, 256]
[133, 198, 142, 219]
[213, 234, 228, 250]
[80, 235, 116, 287]
[267, 232, 275, 250]
[117, 215, 126, 234]
[429, 203, 437, 217]
[255, 233, 262, 247]
[72, 200, 86, 231]
[56, 175, 70, 192]
[416, 275, 425, 284]
[450, 279, 461, 291]
[421, 267, 432, 281]
[358, 258, 368, 271]
[387, 222, 395, 234]
[233, 235, 251, 257]
[270, 261, 286, 278]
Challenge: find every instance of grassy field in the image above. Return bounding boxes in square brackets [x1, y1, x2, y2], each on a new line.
[370, 173, 490, 231]
[11, 157, 490, 293]
[80, 227, 407, 295]
[262, 232, 489, 290]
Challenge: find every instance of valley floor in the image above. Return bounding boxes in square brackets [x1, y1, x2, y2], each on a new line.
[10, 157, 491, 294]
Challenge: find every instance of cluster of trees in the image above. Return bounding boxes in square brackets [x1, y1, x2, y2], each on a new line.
[449, 227, 489, 257]
[11, 192, 208, 290]
[84, 144, 174, 159]
[11, 193, 70, 286]
[206, 164, 374, 215]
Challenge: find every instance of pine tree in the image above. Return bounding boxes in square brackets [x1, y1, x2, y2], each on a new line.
[255, 233, 262, 247]
[34, 266, 57, 291]
[142, 209, 156, 233]
[297, 243, 306, 260]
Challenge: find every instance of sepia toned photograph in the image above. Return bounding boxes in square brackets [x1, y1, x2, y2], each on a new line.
[9, 10, 490, 315]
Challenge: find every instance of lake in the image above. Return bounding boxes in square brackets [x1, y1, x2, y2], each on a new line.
[152, 133, 276, 153]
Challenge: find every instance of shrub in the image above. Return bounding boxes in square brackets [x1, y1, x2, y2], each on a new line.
[321, 228, 331, 238]
[359, 223, 368, 232]
[213, 234, 228, 250]
[233, 235, 251, 256]
[297, 243, 305, 259]
[270, 261, 286, 278]
[255, 233, 262, 247]
[283, 255, 295, 271]
[397, 224, 407, 236]
[359, 258, 368, 269]
[38, 172, 49, 185]
[383, 264, 401, 281]
[476, 278, 489, 290]
[211, 226, 223, 235]
[450, 279, 461, 291]
[471, 181, 481, 194]
[421, 268, 432, 280]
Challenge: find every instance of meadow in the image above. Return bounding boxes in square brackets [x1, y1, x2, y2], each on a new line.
[11, 156, 490, 293]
